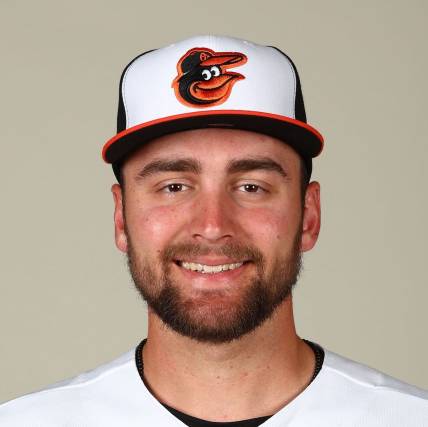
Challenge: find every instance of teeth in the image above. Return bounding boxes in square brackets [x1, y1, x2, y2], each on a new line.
[180, 261, 244, 274]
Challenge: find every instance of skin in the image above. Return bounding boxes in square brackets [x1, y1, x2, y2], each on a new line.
[112, 128, 321, 421]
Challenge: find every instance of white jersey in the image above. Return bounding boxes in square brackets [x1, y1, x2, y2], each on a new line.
[1, 344, 427, 426]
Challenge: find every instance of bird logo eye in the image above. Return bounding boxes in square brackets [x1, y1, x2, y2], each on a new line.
[210, 66, 220, 77]
[201, 69, 212, 80]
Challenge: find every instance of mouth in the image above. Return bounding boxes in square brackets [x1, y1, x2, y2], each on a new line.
[194, 74, 236, 91]
[174, 260, 250, 275]
[190, 74, 239, 102]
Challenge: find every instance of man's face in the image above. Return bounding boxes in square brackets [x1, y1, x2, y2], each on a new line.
[112, 129, 320, 343]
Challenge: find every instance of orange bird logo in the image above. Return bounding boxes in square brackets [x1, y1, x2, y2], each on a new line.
[172, 47, 247, 108]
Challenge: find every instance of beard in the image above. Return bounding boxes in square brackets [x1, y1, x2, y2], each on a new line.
[126, 227, 302, 344]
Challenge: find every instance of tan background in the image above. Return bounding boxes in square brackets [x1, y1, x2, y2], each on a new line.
[1, 0, 427, 403]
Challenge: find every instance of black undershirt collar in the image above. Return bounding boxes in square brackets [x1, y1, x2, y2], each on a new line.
[135, 339, 324, 426]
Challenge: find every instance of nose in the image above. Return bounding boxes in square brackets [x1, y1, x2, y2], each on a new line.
[190, 189, 236, 244]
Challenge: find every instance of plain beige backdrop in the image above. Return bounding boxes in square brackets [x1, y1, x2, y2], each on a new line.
[1, 0, 427, 403]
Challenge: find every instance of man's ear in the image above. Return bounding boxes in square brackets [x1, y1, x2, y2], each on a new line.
[112, 184, 128, 253]
[300, 181, 321, 252]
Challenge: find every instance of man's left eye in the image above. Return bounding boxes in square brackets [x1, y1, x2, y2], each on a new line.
[239, 184, 264, 193]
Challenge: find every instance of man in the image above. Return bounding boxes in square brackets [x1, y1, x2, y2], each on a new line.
[1, 35, 427, 426]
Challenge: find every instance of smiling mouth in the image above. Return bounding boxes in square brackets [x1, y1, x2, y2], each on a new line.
[175, 260, 248, 274]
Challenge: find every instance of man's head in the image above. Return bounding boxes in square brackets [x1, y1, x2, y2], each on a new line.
[103, 35, 323, 343]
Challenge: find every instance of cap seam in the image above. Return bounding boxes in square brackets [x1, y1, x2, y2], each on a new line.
[121, 63, 133, 130]
[121, 53, 153, 130]
[268, 46, 297, 119]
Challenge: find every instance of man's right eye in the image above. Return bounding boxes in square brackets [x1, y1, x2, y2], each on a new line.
[162, 183, 187, 193]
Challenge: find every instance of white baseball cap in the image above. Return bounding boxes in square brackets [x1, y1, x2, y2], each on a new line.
[102, 35, 323, 178]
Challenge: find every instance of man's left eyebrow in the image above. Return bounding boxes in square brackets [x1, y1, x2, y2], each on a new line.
[226, 157, 288, 178]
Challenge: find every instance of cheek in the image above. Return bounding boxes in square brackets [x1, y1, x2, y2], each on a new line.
[240, 206, 301, 247]
[125, 202, 183, 248]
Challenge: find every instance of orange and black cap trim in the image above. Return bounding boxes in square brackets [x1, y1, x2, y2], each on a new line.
[103, 110, 324, 180]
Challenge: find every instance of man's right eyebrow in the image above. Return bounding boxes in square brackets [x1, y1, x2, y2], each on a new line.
[135, 158, 202, 180]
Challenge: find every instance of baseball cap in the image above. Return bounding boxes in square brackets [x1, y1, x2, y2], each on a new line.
[102, 35, 323, 179]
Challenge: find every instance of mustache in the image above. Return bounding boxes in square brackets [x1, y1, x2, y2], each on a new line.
[161, 242, 265, 265]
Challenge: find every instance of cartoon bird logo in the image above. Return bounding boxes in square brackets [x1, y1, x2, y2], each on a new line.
[172, 47, 247, 108]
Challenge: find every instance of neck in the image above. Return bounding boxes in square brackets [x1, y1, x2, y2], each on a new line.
[141, 297, 315, 422]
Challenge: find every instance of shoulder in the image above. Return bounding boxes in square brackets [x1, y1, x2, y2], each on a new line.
[0, 350, 146, 426]
[323, 349, 428, 398]
[314, 348, 428, 424]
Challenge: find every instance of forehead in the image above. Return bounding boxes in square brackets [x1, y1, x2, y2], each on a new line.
[122, 128, 301, 173]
